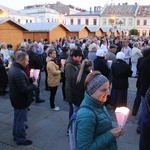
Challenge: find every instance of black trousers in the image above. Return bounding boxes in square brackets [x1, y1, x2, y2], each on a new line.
[49, 86, 58, 109]
[132, 89, 141, 116]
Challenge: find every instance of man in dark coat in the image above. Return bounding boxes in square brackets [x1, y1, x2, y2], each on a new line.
[8, 52, 38, 145]
[27, 45, 45, 103]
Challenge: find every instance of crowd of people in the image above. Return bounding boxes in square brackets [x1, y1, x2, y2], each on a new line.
[0, 34, 150, 149]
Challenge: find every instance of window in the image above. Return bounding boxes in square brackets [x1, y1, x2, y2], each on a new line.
[85, 19, 89, 25]
[52, 18, 53, 22]
[143, 20, 147, 25]
[30, 20, 32, 23]
[18, 19, 20, 22]
[47, 18, 50, 22]
[78, 19, 81, 25]
[26, 20, 28, 23]
[137, 20, 140, 25]
[71, 19, 73, 25]
[93, 19, 97, 25]
[122, 18, 126, 26]
[128, 18, 133, 26]
[102, 18, 106, 26]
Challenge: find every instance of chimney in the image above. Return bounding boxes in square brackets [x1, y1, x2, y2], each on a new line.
[90, 7, 92, 13]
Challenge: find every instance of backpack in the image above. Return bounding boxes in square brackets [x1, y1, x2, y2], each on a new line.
[68, 105, 98, 150]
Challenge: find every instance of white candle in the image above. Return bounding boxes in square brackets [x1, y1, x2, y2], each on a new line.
[33, 69, 40, 80]
[115, 107, 130, 128]
[61, 59, 66, 68]
[30, 69, 34, 77]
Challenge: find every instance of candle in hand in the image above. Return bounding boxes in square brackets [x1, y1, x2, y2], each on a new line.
[30, 69, 34, 77]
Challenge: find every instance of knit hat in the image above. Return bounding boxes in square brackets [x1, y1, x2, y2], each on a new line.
[116, 52, 125, 60]
[87, 74, 109, 95]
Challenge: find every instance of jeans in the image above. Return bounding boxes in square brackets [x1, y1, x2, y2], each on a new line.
[72, 104, 79, 113]
[49, 86, 58, 109]
[137, 96, 146, 131]
[69, 102, 73, 121]
[13, 108, 27, 143]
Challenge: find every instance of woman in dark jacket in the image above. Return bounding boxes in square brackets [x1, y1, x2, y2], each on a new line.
[110, 52, 132, 109]
[71, 59, 92, 111]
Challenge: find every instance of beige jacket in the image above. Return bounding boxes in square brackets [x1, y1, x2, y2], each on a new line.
[46, 57, 61, 87]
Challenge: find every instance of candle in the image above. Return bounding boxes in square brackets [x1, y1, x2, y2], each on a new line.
[61, 59, 66, 68]
[115, 107, 130, 128]
[30, 69, 34, 77]
[33, 69, 40, 80]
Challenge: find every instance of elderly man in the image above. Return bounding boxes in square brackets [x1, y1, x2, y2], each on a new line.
[8, 52, 38, 145]
[106, 44, 117, 63]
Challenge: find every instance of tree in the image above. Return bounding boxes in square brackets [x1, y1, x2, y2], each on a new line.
[130, 29, 138, 35]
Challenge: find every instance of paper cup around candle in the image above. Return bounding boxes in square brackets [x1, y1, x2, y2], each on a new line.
[107, 60, 113, 68]
[33, 69, 40, 80]
[30, 69, 34, 77]
[115, 107, 130, 128]
[61, 59, 66, 68]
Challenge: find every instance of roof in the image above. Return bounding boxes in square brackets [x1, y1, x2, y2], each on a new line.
[101, 4, 138, 17]
[68, 11, 100, 16]
[137, 5, 150, 17]
[20, 7, 60, 15]
[100, 27, 110, 32]
[65, 25, 90, 32]
[24, 22, 69, 32]
[0, 17, 29, 31]
[87, 26, 101, 32]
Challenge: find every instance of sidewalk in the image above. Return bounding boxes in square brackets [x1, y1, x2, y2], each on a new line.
[0, 76, 140, 150]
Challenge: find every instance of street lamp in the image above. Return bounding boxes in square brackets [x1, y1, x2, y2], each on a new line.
[117, 19, 124, 34]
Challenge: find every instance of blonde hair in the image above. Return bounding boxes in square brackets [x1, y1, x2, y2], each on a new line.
[76, 59, 92, 84]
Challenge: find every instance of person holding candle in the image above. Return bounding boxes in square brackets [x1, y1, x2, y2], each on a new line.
[46, 49, 61, 111]
[76, 71, 124, 150]
[8, 52, 38, 145]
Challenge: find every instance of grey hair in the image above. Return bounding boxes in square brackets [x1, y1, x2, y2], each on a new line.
[133, 42, 139, 47]
[16, 52, 28, 61]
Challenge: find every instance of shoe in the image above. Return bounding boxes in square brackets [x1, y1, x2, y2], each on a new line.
[25, 125, 28, 129]
[17, 140, 32, 145]
[36, 99, 45, 103]
[66, 131, 69, 136]
[136, 129, 141, 134]
[51, 106, 60, 111]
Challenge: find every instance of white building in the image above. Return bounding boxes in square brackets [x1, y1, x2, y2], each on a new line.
[0, 5, 34, 24]
[135, 5, 150, 36]
[65, 6, 102, 26]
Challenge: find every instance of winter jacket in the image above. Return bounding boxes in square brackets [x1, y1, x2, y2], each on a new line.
[27, 50, 43, 69]
[64, 56, 80, 102]
[111, 59, 132, 90]
[94, 56, 110, 79]
[131, 47, 143, 63]
[139, 56, 150, 96]
[8, 62, 36, 109]
[46, 57, 61, 87]
[71, 70, 90, 106]
[76, 92, 117, 150]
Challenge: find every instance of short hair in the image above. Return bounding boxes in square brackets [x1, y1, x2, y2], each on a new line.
[47, 49, 56, 56]
[16, 52, 28, 61]
[142, 46, 150, 57]
[61, 46, 69, 53]
[70, 49, 83, 57]
[133, 42, 139, 47]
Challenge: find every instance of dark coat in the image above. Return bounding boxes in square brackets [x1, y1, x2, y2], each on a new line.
[8, 62, 36, 109]
[111, 59, 132, 90]
[27, 50, 43, 69]
[139, 55, 150, 96]
[64, 56, 80, 102]
[71, 70, 90, 106]
[0, 59, 8, 89]
[94, 56, 110, 79]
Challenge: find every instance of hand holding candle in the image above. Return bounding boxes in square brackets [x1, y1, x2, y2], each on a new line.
[61, 59, 66, 68]
[30, 69, 34, 77]
[115, 107, 130, 128]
